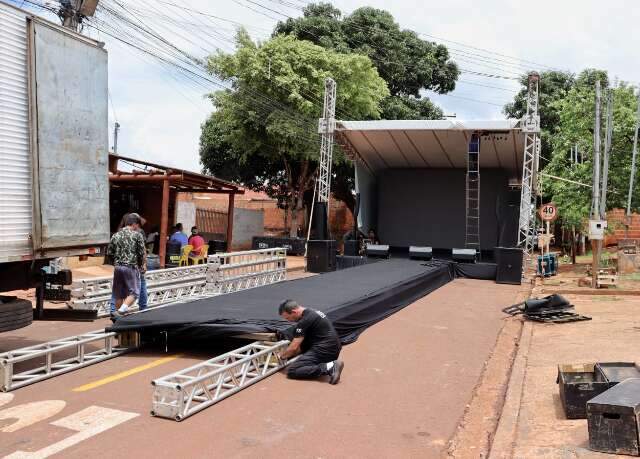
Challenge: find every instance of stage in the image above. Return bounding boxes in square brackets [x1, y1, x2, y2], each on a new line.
[109, 258, 495, 343]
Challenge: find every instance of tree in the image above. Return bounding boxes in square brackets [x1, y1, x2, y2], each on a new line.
[200, 32, 388, 236]
[273, 3, 454, 214]
[543, 80, 639, 232]
[274, 4, 458, 99]
[504, 69, 610, 167]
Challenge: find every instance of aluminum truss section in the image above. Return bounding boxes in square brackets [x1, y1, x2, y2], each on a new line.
[207, 248, 287, 294]
[465, 133, 481, 251]
[70, 280, 210, 317]
[151, 340, 294, 421]
[0, 330, 138, 391]
[518, 72, 541, 254]
[70, 264, 209, 298]
[317, 78, 337, 204]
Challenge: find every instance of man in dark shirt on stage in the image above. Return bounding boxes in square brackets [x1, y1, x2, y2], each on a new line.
[278, 299, 344, 384]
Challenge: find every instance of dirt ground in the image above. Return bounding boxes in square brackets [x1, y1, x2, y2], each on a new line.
[486, 253, 640, 458]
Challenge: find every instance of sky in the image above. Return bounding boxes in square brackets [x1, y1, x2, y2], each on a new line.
[11, 0, 640, 173]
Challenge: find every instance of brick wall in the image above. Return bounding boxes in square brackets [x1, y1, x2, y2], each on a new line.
[604, 208, 640, 246]
[178, 191, 354, 238]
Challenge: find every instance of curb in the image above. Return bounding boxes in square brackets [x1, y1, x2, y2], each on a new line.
[488, 320, 533, 459]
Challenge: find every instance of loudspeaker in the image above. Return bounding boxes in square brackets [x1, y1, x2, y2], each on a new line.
[344, 239, 359, 256]
[307, 240, 337, 273]
[409, 246, 432, 260]
[495, 247, 523, 285]
[366, 244, 390, 258]
[452, 248, 476, 262]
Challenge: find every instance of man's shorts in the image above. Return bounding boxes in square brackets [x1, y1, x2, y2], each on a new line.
[112, 265, 140, 300]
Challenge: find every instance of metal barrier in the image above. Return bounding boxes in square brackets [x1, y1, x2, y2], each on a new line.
[0, 330, 138, 391]
[151, 340, 294, 421]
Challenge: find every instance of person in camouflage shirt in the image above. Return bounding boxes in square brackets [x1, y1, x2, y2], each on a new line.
[108, 213, 146, 316]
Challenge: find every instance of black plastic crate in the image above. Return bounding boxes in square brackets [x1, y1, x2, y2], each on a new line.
[557, 363, 610, 419]
[587, 378, 640, 456]
[596, 362, 640, 384]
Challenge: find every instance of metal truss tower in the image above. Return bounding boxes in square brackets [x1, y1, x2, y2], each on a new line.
[317, 78, 337, 205]
[517, 72, 541, 254]
[465, 133, 481, 251]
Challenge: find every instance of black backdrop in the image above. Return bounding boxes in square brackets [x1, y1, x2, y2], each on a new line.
[377, 168, 518, 249]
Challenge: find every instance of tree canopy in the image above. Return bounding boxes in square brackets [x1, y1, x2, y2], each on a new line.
[504, 69, 638, 230]
[274, 3, 458, 119]
[199, 32, 388, 235]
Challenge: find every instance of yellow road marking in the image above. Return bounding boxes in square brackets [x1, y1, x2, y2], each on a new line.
[72, 354, 183, 392]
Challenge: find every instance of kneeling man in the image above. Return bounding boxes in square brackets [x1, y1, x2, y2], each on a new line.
[278, 299, 344, 384]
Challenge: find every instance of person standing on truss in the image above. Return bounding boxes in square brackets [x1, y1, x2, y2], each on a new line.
[278, 299, 344, 384]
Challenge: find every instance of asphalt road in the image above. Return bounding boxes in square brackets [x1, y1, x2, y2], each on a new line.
[0, 278, 520, 458]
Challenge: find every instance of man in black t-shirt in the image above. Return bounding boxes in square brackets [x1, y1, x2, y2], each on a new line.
[278, 299, 344, 384]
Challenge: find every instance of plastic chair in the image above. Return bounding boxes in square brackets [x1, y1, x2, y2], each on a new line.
[189, 244, 209, 265]
[178, 245, 193, 266]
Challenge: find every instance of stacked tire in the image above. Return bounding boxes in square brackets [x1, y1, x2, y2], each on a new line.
[0, 296, 33, 332]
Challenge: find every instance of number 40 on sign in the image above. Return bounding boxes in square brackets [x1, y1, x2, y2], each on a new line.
[539, 203, 558, 222]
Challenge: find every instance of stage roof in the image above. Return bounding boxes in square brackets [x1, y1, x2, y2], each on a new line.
[335, 119, 526, 177]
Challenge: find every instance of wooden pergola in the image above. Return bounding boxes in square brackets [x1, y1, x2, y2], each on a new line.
[108, 154, 244, 267]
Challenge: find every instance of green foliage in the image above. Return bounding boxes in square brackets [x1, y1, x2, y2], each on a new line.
[199, 32, 388, 233]
[272, 2, 454, 211]
[274, 3, 459, 99]
[543, 81, 639, 229]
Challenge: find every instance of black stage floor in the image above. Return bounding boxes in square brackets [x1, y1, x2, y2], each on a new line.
[110, 258, 464, 344]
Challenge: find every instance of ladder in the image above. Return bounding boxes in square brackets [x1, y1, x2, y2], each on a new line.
[465, 133, 481, 252]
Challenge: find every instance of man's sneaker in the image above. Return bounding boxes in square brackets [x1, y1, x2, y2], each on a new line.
[329, 360, 344, 385]
[117, 305, 129, 315]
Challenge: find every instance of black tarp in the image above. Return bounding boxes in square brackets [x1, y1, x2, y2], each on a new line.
[109, 259, 454, 344]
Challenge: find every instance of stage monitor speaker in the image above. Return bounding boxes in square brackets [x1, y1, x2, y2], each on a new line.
[452, 248, 476, 263]
[307, 240, 337, 273]
[344, 239, 359, 256]
[495, 247, 523, 285]
[366, 244, 390, 258]
[409, 246, 432, 260]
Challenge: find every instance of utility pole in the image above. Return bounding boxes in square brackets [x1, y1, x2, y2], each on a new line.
[600, 89, 614, 220]
[113, 122, 120, 154]
[591, 81, 602, 288]
[58, 0, 98, 32]
[627, 93, 640, 217]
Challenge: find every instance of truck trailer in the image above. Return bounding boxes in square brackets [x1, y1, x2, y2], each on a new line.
[0, 1, 110, 331]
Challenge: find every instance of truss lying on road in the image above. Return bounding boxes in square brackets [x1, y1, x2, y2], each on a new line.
[151, 340, 294, 421]
[0, 330, 138, 391]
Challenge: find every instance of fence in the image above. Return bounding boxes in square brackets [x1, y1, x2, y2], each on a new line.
[196, 208, 227, 236]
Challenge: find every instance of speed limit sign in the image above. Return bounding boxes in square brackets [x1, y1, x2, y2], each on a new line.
[539, 203, 558, 222]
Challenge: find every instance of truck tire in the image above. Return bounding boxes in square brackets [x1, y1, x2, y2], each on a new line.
[0, 296, 33, 332]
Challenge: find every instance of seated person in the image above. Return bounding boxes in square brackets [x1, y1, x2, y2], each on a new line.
[367, 228, 380, 245]
[188, 226, 206, 257]
[169, 223, 188, 247]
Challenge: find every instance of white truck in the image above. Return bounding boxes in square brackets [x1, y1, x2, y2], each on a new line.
[0, 1, 110, 331]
